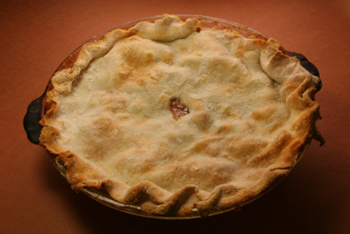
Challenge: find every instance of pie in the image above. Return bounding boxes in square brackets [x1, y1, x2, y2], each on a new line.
[39, 14, 324, 217]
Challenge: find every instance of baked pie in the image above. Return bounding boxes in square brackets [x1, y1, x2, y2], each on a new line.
[37, 14, 324, 217]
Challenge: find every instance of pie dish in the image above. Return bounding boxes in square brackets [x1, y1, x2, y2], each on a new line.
[24, 14, 324, 218]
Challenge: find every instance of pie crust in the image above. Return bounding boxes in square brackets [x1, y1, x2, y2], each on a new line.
[39, 14, 324, 217]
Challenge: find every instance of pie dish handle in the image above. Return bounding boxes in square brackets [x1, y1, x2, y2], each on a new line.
[287, 50, 322, 92]
[23, 94, 44, 145]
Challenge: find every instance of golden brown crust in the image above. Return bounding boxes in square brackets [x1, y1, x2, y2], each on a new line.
[39, 15, 322, 217]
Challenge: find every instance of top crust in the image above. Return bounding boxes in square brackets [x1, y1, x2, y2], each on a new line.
[39, 15, 322, 217]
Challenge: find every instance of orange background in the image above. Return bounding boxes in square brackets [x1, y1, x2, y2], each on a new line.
[1, 0, 350, 233]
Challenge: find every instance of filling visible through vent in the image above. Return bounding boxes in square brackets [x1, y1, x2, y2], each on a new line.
[170, 98, 190, 120]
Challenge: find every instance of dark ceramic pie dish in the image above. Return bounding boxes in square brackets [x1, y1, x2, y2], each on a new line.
[24, 15, 323, 219]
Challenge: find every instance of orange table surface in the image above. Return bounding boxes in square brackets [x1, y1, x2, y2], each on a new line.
[1, 0, 350, 233]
